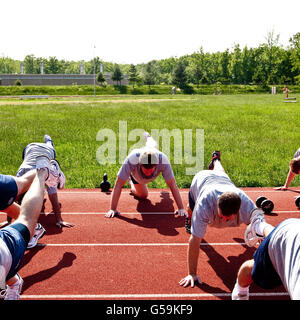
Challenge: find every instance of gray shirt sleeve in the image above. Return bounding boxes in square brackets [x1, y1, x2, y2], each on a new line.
[117, 157, 133, 181]
[191, 195, 214, 238]
[160, 153, 174, 181]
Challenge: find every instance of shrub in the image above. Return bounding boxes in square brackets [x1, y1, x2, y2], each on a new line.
[14, 79, 22, 86]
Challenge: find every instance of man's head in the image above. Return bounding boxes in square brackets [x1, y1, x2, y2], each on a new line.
[139, 150, 158, 176]
[217, 192, 241, 221]
[290, 157, 300, 175]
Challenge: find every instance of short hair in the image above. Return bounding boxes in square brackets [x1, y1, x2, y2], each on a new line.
[290, 157, 300, 174]
[139, 150, 159, 169]
[217, 192, 241, 217]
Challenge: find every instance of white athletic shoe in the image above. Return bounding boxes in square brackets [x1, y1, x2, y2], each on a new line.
[144, 131, 158, 149]
[244, 209, 265, 247]
[27, 223, 46, 249]
[231, 281, 249, 300]
[50, 160, 65, 189]
[2, 273, 23, 300]
[143, 131, 151, 140]
[44, 134, 53, 145]
[36, 156, 59, 188]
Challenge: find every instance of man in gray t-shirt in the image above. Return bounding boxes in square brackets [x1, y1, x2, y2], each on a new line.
[179, 151, 272, 288]
[232, 218, 300, 300]
[106, 132, 187, 218]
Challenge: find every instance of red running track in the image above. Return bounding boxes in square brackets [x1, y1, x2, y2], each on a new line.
[1, 187, 300, 300]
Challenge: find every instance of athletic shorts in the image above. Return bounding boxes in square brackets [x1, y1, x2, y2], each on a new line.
[251, 225, 282, 289]
[0, 174, 18, 211]
[0, 223, 30, 281]
[188, 191, 195, 211]
[130, 175, 139, 185]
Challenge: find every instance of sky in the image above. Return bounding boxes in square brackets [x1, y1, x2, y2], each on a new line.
[1, 0, 299, 64]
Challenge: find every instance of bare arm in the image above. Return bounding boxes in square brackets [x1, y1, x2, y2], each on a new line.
[106, 177, 127, 217]
[165, 178, 184, 210]
[274, 168, 295, 190]
[188, 234, 202, 275]
[179, 234, 203, 287]
[48, 192, 74, 228]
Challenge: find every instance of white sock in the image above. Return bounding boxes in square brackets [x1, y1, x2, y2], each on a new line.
[235, 281, 249, 293]
[254, 221, 268, 236]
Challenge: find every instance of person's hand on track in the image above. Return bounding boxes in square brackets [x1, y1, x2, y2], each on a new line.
[55, 220, 75, 228]
[179, 274, 202, 288]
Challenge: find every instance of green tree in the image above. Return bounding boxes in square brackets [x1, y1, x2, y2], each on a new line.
[128, 64, 138, 88]
[0, 57, 19, 73]
[289, 32, 300, 78]
[143, 62, 156, 88]
[96, 72, 106, 86]
[24, 54, 36, 74]
[44, 56, 61, 74]
[111, 64, 123, 86]
[172, 60, 188, 89]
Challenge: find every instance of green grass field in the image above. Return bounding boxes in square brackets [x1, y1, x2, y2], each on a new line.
[1, 94, 300, 188]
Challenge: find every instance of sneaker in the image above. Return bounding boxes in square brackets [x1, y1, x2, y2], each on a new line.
[208, 151, 221, 170]
[143, 131, 151, 140]
[244, 209, 265, 247]
[144, 131, 158, 149]
[231, 281, 249, 300]
[36, 155, 59, 188]
[44, 134, 54, 147]
[3, 273, 24, 300]
[50, 159, 65, 189]
[27, 223, 46, 249]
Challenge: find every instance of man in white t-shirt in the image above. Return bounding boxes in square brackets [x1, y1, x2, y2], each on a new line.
[179, 151, 273, 288]
[106, 132, 187, 218]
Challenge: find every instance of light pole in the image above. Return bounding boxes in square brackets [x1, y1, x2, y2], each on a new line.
[93, 45, 96, 97]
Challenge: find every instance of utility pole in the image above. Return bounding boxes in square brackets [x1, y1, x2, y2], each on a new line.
[93, 45, 96, 97]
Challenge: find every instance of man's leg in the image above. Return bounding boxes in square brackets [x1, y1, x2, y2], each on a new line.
[2, 202, 21, 220]
[232, 259, 254, 300]
[14, 168, 47, 238]
[212, 159, 225, 173]
[129, 179, 148, 199]
[2, 169, 47, 299]
[13, 170, 36, 196]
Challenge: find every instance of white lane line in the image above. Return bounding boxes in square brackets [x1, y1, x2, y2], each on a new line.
[37, 242, 246, 247]
[2, 210, 298, 216]
[57, 189, 300, 194]
[20, 292, 289, 299]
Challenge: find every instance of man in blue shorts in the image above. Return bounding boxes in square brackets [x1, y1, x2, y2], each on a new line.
[232, 216, 300, 300]
[179, 151, 273, 288]
[0, 156, 58, 300]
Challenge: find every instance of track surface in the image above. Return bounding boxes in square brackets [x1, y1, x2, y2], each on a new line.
[1, 187, 299, 300]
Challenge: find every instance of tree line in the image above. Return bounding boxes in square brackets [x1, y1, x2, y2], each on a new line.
[1, 32, 299, 88]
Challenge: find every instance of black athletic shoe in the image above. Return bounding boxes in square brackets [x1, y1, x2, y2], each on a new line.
[208, 151, 221, 170]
